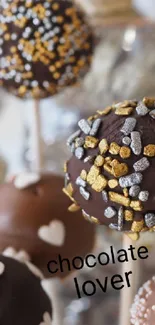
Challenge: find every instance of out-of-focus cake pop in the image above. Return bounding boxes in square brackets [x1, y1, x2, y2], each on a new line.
[0, 254, 52, 325]
[65, 97, 155, 238]
[0, 0, 93, 98]
[130, 276, 155, 325]
[0, 173, 95, 279]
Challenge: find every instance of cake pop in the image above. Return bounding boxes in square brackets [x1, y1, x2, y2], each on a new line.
[0, 254, 52, 325]
[65, 97, 155, 238]
[130, 276, 155, 325]
[0, 0, 93, 98]
[0, 173, 95, 279]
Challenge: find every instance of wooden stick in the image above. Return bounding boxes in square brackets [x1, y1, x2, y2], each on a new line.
[32, 100, 44, 171]
[119, 234, 140, 325]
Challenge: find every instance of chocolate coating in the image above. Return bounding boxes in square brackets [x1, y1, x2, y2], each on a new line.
[0, 255, 52, 325]
[0, 0, 93, 98]
[0, 174, 95, 278]
[130, 276, 155, 325]
[66, 98, 155, 235]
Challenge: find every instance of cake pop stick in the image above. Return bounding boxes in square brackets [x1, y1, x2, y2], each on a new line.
[33, 100, 44, 170]
[64, 97, 155, 324]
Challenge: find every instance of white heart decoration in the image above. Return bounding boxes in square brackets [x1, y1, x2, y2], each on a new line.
[14, 172, 41, 189]
[38, 220, 65, 247]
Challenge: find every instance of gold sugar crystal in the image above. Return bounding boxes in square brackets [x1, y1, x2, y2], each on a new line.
[80, 170, 87, 181]
[94, 155, 105, 167]
[115, 107, 134, 116]
[87, 165, 100, 185]
[99, 139, 109, 154]
[112, 162, 128, 178]
[130, 200, 143, 211]
[119, 147, 131, 159]
[108, 179, 118, 189]
[85, 136, 99, 149]
[68, 203, 80, 212]
[109, 142, 120, 155]
[92, 175, 108, 192]
[109, 192, 130, 207]
[131, 220, 144, 233]
[124, 210, 134, 221]
[144, 144, 155, 157]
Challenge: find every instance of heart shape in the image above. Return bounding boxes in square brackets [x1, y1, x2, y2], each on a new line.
[14, 172, 41, 189]
[38, 220, 65, 247]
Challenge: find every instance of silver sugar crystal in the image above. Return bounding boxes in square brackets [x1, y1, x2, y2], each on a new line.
[67, 130, 81, 146]
[102, 190, 109, 202]
[78, 119, 91, 135]
[90, 118, 102, 136]
[133, 157, 150, 172]
[119, 173, 143, 188]
[104, 207, 116, 218]
[145, 213, 155, 228]
[76, 176, 86, 188]
[75, 147, 84, 160]
[130, 131, 142, 155]
[118, 206, 124, 231]
[121, 117, 137, 135]
[136, 102, 149, 116]
[149, 109, 155, 119]
[80, 187, 90, 200]
[122, 136, 131, 146]
[139, 191, 149, 202]
[129, 185, 141, 197]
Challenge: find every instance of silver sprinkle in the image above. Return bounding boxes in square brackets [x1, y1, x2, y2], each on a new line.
[80, 187, 90, 200]
[129, 185, 141, 197]
[145, 213, 155, 228]
[130, 131, 142, 155]
[75, 137, 85, 147]
[84, 156, 94, 163]
[136, 102, 149, 116]
[139, 191, 149, 202]
[75, 147, 84, 160]
[121, 118, 137, 135]
[118, 206, 124, 231]
[67, 130, 81, 146]
[71, 143, 75, 154]
[109, 223, 118, 230]
[119, 173, 143, 188]
[149, 109, 155, 119]
[133, 157, 150, 172]
[65, 173, 70, 187]
[90, 118, 102, 136]
[82, 209, 91, 221]
[102, 190, 109, 202]
[122, 136, 131, 146]
[76, 177, 86, 188]
[104, 207, 116, 219]
[78, 119, 91, 135]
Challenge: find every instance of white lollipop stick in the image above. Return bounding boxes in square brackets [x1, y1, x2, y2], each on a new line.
[119, 234, 140, 325]
[32, 100, 44, 171]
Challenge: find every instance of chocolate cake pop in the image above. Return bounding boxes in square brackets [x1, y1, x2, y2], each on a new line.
[0, 254, 52, 325]
[65, 97, 155, 238]
[0, 173, 95, 278]
[0, 0, 93, 98]
[130, 276, 155, 325]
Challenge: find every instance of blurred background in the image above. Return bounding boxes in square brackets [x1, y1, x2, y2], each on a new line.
[1, 0, 155, 324]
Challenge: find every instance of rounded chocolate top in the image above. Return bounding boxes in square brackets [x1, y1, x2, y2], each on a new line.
[0, 0, 93, 98]
[130, 276, 155, 325]
[66, 97, 155, 238]
[0, 173, 95, 278]
[0, 255, 52, 325]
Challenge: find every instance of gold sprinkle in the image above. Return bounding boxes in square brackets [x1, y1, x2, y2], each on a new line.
[64, 162, 67, 173]
[97, 106, 112, 115]
[104, 163, 113, 176]
[92, 175, 108, 192]
[131, 220, 144, 232]
[113, 100, 137, 108]
[127, 232, 139, 241]
[88, 114, 99, 122]
[87, 166, 100, 185]
[62, 183, 74, 201]
[119, 147, 131, 159]
[130, 201, 143, 211]
[110, 159, 119, 167]
[108, 179, 118, 189]
[85, 136, 99, 149]
[105, 157, 113, 164]
[68, 203, 80, 212]
[99, 139, 109, 154]
[109, 192, 130, 207]
[18, 86, 26, 95]
[115, 107, 134, 116]
[123, 188, 129, 197]
[80, 170, 87, 181]
[109, 142, 120, 155]
[144, 144, 155, 157]
[94, 155, 105, 167]
[124, 210, 134, 221]
[143, 97, 155, 107]
[112, 162, 128, 178]
[91, 217, 100, 225]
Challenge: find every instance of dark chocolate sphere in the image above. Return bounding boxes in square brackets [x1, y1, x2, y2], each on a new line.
[0, 173, 95, 278]
[130, 276, 155, 325]
[0, 255, 52, 325]
[66, 97, 155, 238]
[0, 0, 93, 98]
